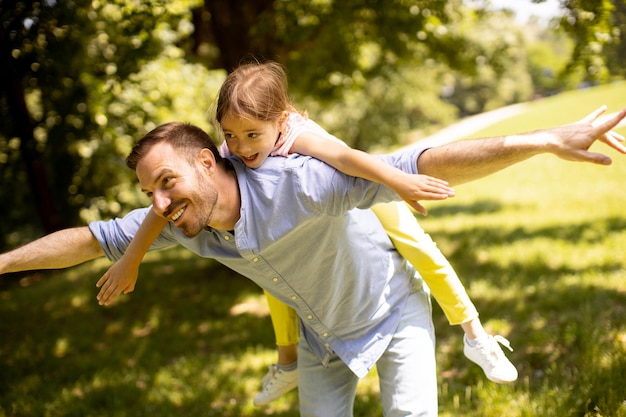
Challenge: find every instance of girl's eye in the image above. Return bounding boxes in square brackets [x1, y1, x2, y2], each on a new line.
[224, 133, 234, 139]
[248, 132, 258, 139]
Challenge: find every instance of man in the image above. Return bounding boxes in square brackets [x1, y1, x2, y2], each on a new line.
[1, 106, 624, 417]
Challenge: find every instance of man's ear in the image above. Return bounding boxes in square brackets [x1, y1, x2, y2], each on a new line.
[198, 148, 217, 173]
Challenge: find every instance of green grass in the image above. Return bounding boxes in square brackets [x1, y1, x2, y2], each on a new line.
[422, 83, 626, 417]
[2, 85, 626, 416]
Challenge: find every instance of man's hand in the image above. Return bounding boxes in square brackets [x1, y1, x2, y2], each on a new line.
[545, 105, 626, 165]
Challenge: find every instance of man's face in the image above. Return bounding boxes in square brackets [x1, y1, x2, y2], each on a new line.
[220, 112, 283, 169]
[136, 142, 218, 237]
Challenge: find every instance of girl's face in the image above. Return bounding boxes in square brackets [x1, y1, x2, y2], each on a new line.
[220, 113, 283, 169]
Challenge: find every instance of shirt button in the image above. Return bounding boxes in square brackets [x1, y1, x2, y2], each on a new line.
[252, 257, 258, 262]
[272, 277, 279, 282]
[307, 314, 313, 320]
[223, 235, 230, 240]
[322, 332, 328, 337]
[291, 295, 297, 300]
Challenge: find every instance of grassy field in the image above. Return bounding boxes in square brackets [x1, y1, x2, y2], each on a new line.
[1, 84, 626, 416]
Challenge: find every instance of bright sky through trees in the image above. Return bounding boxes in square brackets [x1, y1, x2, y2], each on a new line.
[489, 0, 561, 24]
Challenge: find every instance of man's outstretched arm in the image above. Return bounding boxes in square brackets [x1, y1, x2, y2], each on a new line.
[0, 227, 105, 274]
[417, 106, 626, 186]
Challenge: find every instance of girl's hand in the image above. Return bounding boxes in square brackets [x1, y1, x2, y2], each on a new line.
[96, 259, 139, 306]
[391, 173, 455, 216]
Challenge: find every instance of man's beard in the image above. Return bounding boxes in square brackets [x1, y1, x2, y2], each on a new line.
[178, 177, 218, 237]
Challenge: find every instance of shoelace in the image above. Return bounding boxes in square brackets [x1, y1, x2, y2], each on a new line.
[481, 335, 514, 365]
[262, 364, 295, 391]
[261, 365, 279, 390]
[478, 335, 513, 366]
[493, 335, 514, 352]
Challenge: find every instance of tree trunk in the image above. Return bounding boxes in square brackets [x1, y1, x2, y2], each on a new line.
[204, 0, 278, 71]
[0, 24, 66, 234]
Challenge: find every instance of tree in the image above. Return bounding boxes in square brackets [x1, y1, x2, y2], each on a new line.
[603, 0, 626, 79]
[0, 0, 93, 240]
[558, 0, 617, 82]
[1, 0, 622, 250]
[199, 0, 537, 140]
[0, 0, 219, 250]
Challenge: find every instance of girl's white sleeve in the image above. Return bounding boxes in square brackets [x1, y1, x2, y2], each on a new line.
[271, 113, 349, 157]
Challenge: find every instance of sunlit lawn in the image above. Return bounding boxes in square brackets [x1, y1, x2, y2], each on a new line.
[1, 85, 625, 416]
[424, 83, 626, 417]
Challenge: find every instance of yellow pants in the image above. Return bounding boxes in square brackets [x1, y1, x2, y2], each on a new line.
[265, 201, 479, 347]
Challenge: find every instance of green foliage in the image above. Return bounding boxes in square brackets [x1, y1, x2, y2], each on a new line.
[603, 0, 626, 79]
[437, 8, 535, 115]
[296, 64, 458, 150]
[0, 0, 100, 244]
[0, 0, 217, 250]
[558, 0, 617, 82]
[525, 29, 576, 96]
[68, 0, 219, 223]
[1, 0, 625, 253]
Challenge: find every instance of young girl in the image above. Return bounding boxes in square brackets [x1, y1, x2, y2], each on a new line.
[96, 61, 517, 405]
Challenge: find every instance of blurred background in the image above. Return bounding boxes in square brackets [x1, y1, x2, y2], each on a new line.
[1, 0, 625, 250]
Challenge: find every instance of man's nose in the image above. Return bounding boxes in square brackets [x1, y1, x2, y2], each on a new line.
[152, 191, 171, 215]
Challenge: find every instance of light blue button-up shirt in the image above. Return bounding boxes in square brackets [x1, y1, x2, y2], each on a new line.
[90, 147, 428, 378]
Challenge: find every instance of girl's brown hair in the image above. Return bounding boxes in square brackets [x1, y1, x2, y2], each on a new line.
[215, 60, 300, 126]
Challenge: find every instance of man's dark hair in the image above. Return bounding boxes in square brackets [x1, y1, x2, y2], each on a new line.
[126, 122, 224, 170]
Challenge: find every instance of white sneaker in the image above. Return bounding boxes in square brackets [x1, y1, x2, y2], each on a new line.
[253, 364, 298, 406]
[463, 334, 518, 383]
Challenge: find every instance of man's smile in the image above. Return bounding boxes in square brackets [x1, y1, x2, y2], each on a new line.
[169, 206, 186, 223]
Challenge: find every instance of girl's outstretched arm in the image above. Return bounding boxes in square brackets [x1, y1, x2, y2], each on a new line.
[96, 209, 168, 305]
[291, 131, 455, 215]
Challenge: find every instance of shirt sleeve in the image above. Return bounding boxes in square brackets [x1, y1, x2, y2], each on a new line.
[88, 207, 178, 261]
[271, 113, 349, 157]
[283, 145, 428, 216]
[218, 141, 232, 158]
[271, 113, 304, 157]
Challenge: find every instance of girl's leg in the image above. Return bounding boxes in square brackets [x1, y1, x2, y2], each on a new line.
[254, 291, 300, 406]
[371, 202, 517, 384]
[370, 202, 478, 325]
[461, 317, 488, 340]
[265, 290, 299, 363]
[277, 344, 298, 365]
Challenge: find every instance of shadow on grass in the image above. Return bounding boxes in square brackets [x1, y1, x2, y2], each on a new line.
[0, 254, 302, 416]
[1, 210, 625, 416]
[427, 210, 626, 416]
[427, 199, 506, 217]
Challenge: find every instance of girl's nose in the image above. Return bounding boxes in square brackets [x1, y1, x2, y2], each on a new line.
[235, 141, 253, 156]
